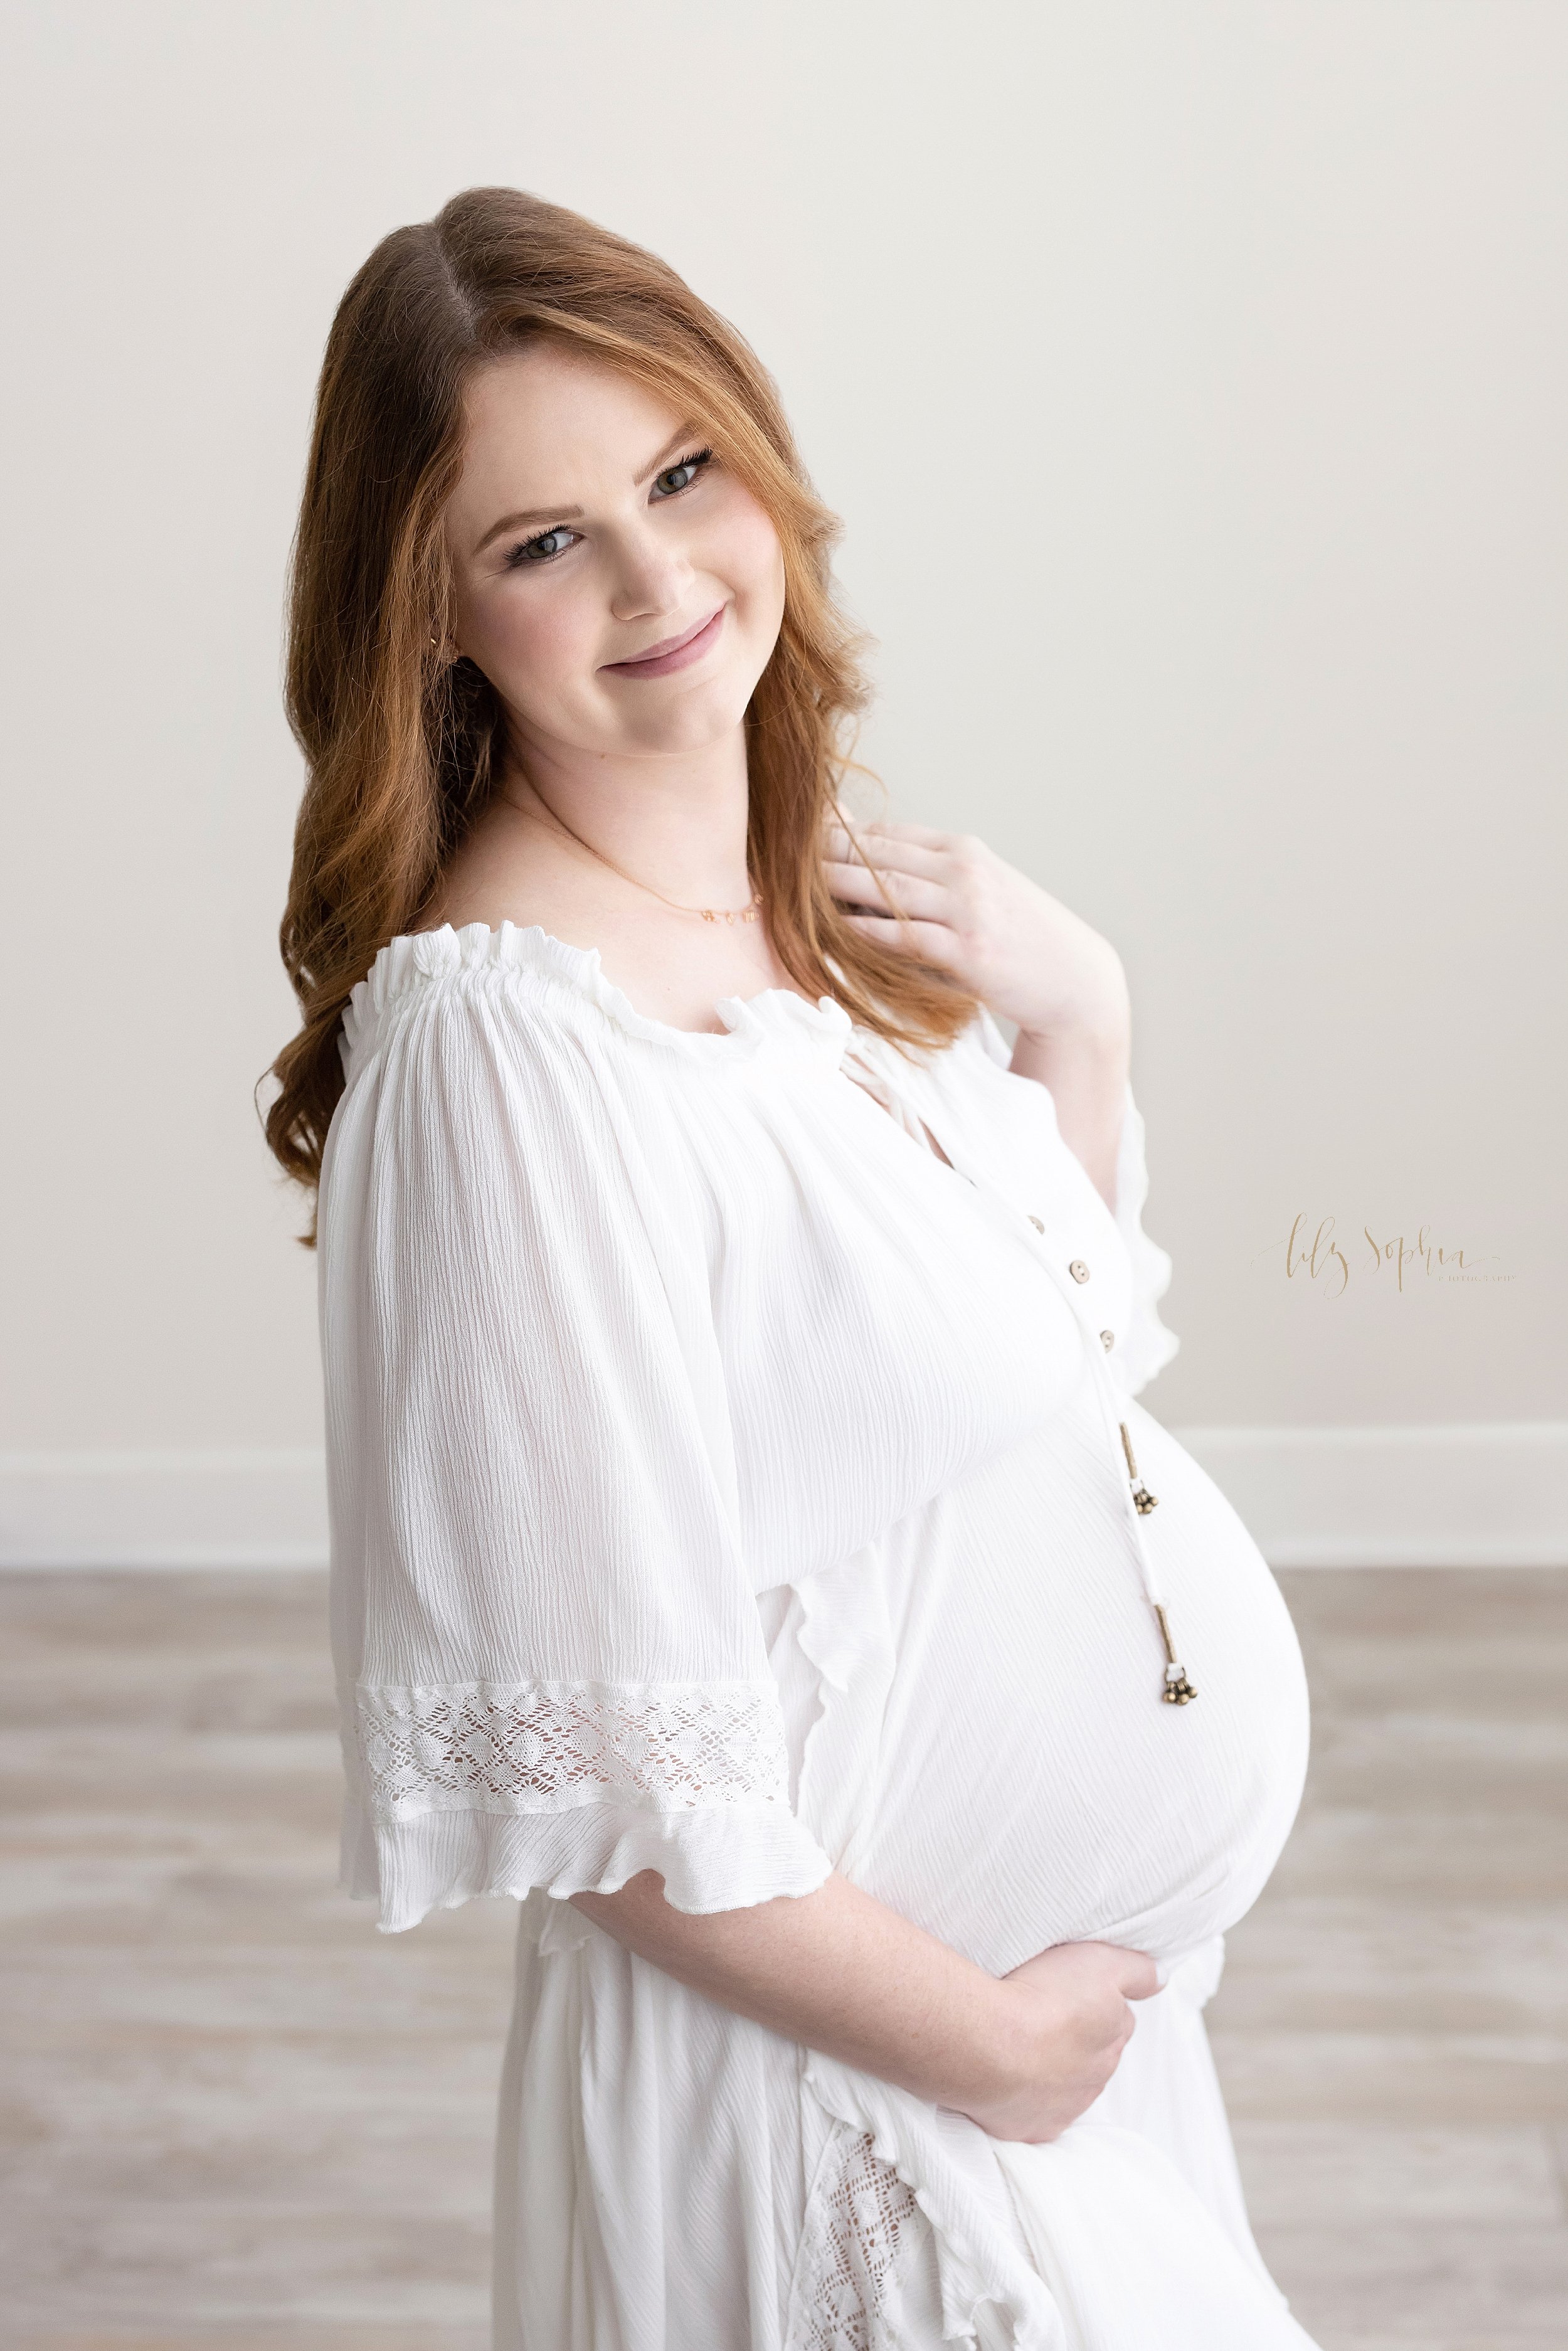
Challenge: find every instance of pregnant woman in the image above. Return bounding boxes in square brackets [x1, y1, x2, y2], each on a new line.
[267, 188, 1315, 2348]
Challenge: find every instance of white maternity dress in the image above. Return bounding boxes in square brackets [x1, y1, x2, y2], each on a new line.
[319, 920, 1316, 2351]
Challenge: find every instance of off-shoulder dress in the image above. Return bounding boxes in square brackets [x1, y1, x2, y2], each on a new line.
[317, 920, 1316, 2350]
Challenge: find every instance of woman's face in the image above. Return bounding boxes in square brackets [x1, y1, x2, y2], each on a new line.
[444, 344, 787, 763]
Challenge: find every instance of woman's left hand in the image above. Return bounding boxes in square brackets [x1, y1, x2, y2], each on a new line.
[823, 817, 1129, 1048]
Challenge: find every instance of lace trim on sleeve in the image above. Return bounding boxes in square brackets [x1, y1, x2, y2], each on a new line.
[354, 1675, 793, 1822]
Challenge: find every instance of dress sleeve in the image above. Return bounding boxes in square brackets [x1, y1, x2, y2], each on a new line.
[319, 975, 833, 1932]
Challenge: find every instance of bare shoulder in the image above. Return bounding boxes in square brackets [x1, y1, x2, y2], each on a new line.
[425, 798, 605, 947]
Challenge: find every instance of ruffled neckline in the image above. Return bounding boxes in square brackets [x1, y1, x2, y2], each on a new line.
[342, 920, 856, 1068]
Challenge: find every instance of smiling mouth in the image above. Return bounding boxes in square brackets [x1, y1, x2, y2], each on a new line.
[602, 605, 726, 679]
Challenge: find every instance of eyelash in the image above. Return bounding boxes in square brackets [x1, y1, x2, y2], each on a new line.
[655, 446, 714, 497]
[502, 448, 714, 570]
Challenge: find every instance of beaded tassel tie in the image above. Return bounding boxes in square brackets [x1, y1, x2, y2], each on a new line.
[1119, 1423, 1197, 1704]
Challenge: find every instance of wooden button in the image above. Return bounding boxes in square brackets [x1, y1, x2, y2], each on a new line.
[1027, 1214, 1044, 1233]
[1069, 1259, 1090, 1283]
[1099, 1329, 1115, 1351]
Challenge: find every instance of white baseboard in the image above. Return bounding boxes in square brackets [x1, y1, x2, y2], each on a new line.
[0, 1450, 330, 1569]
[1, 1426, 1564, 1571]
[1171, 1422, 1568, 1568]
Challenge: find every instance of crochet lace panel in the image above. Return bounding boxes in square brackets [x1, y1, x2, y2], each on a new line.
[792, 2130, 921, 2351]
[354, 1675, 793, 1820]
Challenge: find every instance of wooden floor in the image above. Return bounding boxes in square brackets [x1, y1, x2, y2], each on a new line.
[1, 1569, 1564, 2350]
[1211, 1569, 1568, 2351]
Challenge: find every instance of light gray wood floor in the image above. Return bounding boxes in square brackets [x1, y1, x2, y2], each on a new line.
[1210, 1569, 1568, 2351]
[1, 1567, 1564, 2349]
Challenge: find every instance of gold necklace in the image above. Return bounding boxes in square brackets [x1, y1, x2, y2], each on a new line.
[500, 783, 763, 926]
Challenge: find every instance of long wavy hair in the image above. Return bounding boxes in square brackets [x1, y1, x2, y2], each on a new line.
[265, 187, 977, 1222]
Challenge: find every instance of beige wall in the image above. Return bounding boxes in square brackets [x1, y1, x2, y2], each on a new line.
[3, 0, 1564, 1466]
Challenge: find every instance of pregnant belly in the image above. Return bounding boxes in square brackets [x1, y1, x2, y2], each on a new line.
[835, 1402, 1311, 1973]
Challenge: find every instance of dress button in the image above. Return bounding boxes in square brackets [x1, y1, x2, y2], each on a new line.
[1027, 1215, 1044, 1233]
[1099, 1329, 1115, 1351]
[1069, 1259, 1090, 1283]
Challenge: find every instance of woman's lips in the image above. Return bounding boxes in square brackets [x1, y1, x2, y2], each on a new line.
[601, 605, 726, 679]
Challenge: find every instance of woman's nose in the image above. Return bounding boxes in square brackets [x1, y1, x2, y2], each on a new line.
[607, 524, 691, 622]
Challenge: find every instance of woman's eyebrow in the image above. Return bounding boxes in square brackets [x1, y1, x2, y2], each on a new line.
[470, 423, 706, 559]
[634, 421, 704, 485]
[472, 500, 585, 556]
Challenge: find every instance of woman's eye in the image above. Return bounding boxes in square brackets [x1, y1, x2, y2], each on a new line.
[652, 449, 713, 499]
[506, 526, 579, 567]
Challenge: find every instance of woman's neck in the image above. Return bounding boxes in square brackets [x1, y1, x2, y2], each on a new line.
[504, 719, 755, 910]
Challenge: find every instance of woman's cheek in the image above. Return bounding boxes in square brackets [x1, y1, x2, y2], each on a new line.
[490, 590, 595, 719]
[718, 514, 786, 642]
[706, 484, 783, 592]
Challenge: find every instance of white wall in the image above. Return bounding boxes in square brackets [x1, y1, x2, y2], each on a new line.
[3, 4, 1564, 1548]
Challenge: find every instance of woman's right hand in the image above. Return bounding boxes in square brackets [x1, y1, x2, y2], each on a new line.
[959, 1940, 1160, 2144]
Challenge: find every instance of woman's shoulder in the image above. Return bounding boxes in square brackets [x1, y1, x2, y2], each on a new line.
[324, 925, 704, 1226]
[352, 794, 672, 1058]
[339, 918, 719, 1079]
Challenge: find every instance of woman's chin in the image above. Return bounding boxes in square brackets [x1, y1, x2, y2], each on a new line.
[595, 682, 758, 759]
